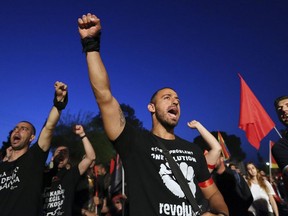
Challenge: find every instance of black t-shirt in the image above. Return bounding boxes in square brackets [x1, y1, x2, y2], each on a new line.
[73, 173, 97, 215]
[0, 143, 48, 216]
[42, 166, 81, 216]
[272, 137, 288, 172]
[213, 167, 253, 216]
[113, 123, 211, 216]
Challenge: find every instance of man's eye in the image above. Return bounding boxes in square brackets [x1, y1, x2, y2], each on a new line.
[21, 127, 29, 131]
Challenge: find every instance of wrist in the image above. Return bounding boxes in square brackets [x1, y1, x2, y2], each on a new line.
[53, 92, 68, 111]
[81, 33, 101, 53]
[80, 134, 87, 139]
[207, 163, 216, 170]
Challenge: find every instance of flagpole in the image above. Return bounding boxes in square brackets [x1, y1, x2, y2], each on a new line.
[274, 126, 282, 138]
[122, 167, 125, 216]
[269, 141, 272, 179]
[122, 167, 125, 195]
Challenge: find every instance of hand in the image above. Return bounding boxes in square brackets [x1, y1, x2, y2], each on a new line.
[81, 209, 97, 216]
[187, 120, 200, 129]
[3, 146, 13, 161]
[54, 81, 68, 102]
[101, 205, 109, 213]
[73, 124, 85, 137]
[78, 13, 101, 39]
[94, 196, 100, 205]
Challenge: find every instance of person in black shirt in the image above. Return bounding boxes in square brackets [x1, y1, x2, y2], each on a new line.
[272, 96, 288, 194]
[77, 13, 228, 216]
[0, 81, 68, 216]
[213, 156, 253, 216]
[43, 125, 96, 216]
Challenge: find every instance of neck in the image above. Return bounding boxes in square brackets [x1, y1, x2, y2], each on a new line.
[152, 128, 175, 140]
[152, 122, 175, 140]
[8, 148, 27, 161]
[251, 176, 258, 183]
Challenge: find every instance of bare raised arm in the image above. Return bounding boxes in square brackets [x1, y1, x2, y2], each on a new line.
[78, 13, 125, 141]
[187, 120, 222, 172]
[201, 183, 229, 216]
[73, 124, 96, 175]
[38, 81, 68, 152]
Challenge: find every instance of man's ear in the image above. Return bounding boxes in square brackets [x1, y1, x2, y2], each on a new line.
[147, 103, 155, 113]
[29, 134, 35, 142]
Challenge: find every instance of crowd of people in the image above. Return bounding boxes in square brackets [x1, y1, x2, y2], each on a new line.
[0, 11, 288, 216]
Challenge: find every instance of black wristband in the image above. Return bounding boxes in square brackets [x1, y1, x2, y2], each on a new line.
[80, 134, 87, 140]
[81, 33, 101, 53]
[53, 92, 68, 111]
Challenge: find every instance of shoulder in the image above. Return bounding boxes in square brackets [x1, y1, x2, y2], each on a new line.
[273, 138, 288, 150]
[30, 142, 45, 152]
[176, 136, 203, 152]
[264, 179, 272, 187]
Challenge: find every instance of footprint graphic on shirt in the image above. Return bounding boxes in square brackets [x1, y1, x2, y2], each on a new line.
[159, 161, 196, 198]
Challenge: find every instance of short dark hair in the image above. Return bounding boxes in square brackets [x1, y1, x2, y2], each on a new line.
[20, 121, 36, 135]
[150, 87, 176, 103]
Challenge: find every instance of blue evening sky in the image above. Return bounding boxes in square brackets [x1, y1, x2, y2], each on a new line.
[1, 0, 288, 163]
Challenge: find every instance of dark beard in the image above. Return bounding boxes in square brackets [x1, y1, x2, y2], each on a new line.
[155, 112, 178, 130]
[278, 110, 288, 127]
[12, 144, 26, 151]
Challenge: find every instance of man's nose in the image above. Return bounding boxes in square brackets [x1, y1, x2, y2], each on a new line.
[172, 99, 178, 105]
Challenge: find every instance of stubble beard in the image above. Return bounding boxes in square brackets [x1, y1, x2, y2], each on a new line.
[281, 115, 288, 127]
[11, 142, 27, 151]
[155, 111, 178, 130]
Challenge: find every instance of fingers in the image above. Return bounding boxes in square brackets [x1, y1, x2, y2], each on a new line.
[74, 125, 82, 130]
[54, 81, 67, 90]
[54, 81, 68, 98]
[78, 13, 100, 29]
[187, 120, 198, 128]
[73, 125, 84, 134]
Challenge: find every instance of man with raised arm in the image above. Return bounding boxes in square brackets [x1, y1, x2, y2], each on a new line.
[0, 81, 68, 216]
[78, 13, 228, 216]
[42, 124, 96, 216]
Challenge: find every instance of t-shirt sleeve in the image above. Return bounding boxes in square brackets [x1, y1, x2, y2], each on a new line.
[70, 165, 82, 186]
[195, 145, 212, 184]
[112, 123, 139, 160]
[29, 142, 49, 168]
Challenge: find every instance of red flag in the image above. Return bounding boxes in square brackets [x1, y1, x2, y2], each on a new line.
[238, 74, 275, 149]
[110, 157, 116, 174]
[110, 154, 123, 195]
[269, 141, 279, 169]
[218, 131, 230, 161]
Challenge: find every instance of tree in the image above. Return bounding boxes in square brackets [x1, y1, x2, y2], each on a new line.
[88, 103, 146, 132]
[52, 104, 147, 166]
[193, 131, 246, 163]
[0, 130, 12, 160]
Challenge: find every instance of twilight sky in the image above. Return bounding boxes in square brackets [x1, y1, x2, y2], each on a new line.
[1, 0, 288, 163]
